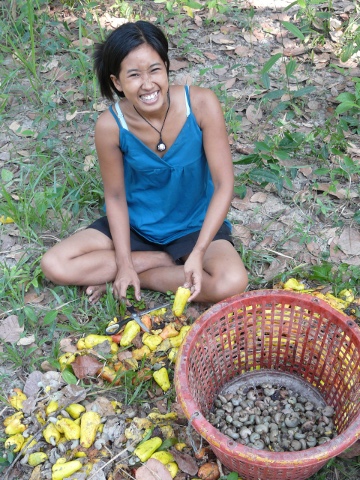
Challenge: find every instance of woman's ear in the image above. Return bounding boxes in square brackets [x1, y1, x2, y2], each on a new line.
[110, 74, 122, 93]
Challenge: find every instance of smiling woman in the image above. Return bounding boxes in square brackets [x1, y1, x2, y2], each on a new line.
[40, 20, 248, 305]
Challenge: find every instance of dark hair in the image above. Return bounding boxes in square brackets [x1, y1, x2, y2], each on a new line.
[94, 21, 169, 100]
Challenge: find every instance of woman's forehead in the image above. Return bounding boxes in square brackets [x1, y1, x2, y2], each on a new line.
[122, 44, 163, 69]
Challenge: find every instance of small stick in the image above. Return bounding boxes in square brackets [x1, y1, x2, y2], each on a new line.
[217, 458, 224, 477]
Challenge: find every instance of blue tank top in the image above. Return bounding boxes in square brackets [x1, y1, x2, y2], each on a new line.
[109, 86, 227, 244]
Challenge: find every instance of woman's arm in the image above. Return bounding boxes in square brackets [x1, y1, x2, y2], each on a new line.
[184, 86, 234, 299]
[95, 111, 141, 300]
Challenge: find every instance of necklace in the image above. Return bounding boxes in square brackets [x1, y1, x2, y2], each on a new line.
[133, 91, 170, 152]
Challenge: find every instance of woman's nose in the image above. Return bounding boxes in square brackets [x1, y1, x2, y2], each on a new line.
[141, 72, 153, 88]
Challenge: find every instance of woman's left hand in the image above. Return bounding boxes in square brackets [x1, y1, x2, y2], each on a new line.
[183, 251, 204, 301]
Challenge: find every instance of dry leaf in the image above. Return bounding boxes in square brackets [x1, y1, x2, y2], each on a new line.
[41, 361, 56, 372]
[170, 448, 198, 475]
[9, 121, 37, 138]
[315, 183, 358, 199]
[23, 371, 43, 397]
[22, 397, 37, 415]
[0, 315, 24, 343]
[232, 225, 251, 246]
[84, 155, 96, 172]
[211, 34, 234, 45]
[60, 338, 78, 353]
[204, 52, 218, 60]
[246, 104, 263, 124]
[93, 101, 108, 112]
[250, 192, 267, 203]
[222, 77, 237, 90]
[17, 334, 36, 346]
[194, 14, 202, 27]
[71, 37, 94, 47]
[242, 32, 258, 44]
[85, 396, 116, 417]
[263, 258, 288, 282]
[329, 237, 347, 263]
[29, 465, 42, 480]
[66, 110, 78, 121]
[24, 292, 44, 304]
[59, 384, 87, 405]
[40, 59, 59, 73]
[283, 46, 307, 56]
[135, 458, 172, 480]
[234, 45, 250, 56]
[72, 355, 103, 379]
[52, 68, 72, 82]
[337, 227, 360, 256]
[306, 241, 321, 256]
[169, 59, 189, 71]
[117, 350, 133, 362]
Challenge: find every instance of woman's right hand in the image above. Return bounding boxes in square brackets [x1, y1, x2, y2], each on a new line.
[112, 265, 141, 302]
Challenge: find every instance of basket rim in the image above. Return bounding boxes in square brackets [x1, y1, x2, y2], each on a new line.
[175, 289, 360, 464]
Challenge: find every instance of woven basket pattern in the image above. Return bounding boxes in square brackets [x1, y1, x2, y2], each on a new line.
[175, 290, 360, 480]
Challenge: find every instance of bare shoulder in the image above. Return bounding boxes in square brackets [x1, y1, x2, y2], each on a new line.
[188, 86, 223, 128]
[190, 86, 220, 109]
[95, 107, 120, 145]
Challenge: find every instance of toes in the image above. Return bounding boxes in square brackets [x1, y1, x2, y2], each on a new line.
[86, 286, 94, 296]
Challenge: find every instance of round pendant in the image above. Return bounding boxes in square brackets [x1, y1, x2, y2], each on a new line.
[157, 142, 166, 152]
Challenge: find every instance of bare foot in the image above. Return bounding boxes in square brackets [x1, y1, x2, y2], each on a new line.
[85, 284, 108, 303]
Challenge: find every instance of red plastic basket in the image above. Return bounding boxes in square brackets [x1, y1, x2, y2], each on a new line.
[175, 290, 360, 480]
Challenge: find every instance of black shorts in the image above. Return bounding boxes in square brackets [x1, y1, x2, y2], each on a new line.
[87, 216, 233, 262]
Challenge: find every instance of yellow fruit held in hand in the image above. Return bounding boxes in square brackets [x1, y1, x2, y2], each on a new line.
[172, 286, 191, 316]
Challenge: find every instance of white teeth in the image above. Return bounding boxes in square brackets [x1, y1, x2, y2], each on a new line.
[141, 91, 158, 101]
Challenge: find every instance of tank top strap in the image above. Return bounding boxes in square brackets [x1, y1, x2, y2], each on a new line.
[184, 85, 191, 117]
[109, 102, 129, 130]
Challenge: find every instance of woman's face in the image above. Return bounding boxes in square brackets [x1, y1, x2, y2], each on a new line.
[111, 43, 169, 113]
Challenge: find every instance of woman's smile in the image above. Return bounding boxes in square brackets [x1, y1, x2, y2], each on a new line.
[140, 90, 160, 104]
